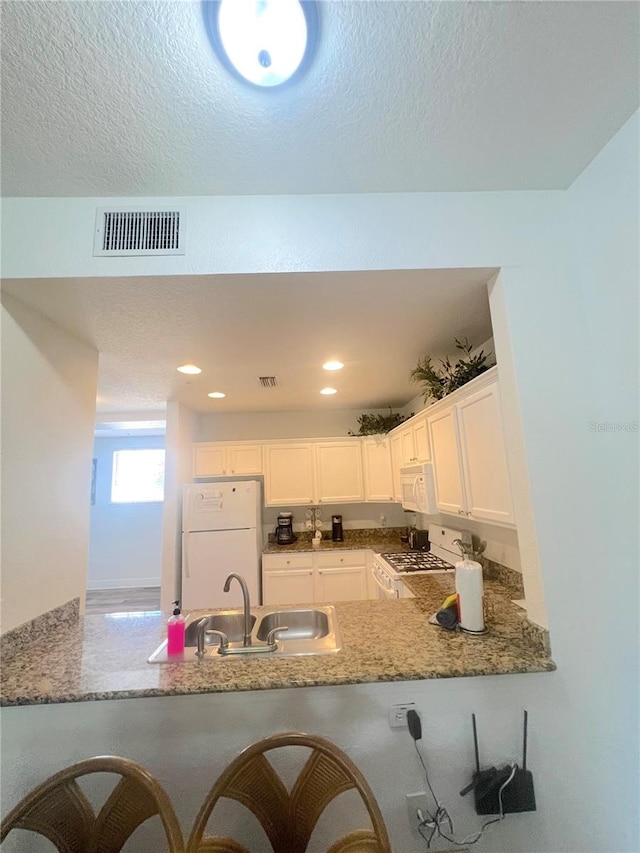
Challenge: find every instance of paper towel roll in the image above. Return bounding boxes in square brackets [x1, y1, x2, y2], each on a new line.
[455, 559, 485, 633]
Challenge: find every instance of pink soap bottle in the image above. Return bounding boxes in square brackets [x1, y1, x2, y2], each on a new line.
[167, 601, 185, 656]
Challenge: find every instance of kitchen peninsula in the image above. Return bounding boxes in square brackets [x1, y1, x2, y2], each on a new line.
[0, 569, 554, 707]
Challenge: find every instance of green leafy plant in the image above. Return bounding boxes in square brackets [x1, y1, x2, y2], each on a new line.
[410, 338, 491, 403]
[348, 409, 414, 436]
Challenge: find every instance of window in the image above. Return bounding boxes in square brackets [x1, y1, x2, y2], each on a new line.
[111, 449, 165, 504]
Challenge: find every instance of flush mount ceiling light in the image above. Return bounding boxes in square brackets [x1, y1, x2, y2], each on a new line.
[322, 360, 344, 371]
[177, 364, 202, 374]
[208, 391, 226, 398]
[203, 0, 317, 88]
[320, 387, 337, 396]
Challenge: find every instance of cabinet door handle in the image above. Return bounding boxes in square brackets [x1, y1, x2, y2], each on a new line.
[458, 509, 465, 514]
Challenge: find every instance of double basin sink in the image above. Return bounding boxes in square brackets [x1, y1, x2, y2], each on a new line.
[148, 605, 341, 663]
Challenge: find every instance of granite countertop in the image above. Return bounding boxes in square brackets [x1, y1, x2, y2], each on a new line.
[0, 575, 555, 708]
[263, 528, 411, 554]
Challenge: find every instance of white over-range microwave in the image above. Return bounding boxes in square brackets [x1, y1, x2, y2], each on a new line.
[399, 463, 438, 515]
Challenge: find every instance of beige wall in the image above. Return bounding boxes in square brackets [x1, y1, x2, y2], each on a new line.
[196, 407, 393, 442]
[0, 292, 98, 632]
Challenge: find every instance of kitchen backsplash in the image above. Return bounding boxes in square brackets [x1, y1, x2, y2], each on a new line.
[262, 502, 408, 541]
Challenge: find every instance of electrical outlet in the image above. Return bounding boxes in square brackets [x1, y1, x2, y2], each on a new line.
[388, 702, 415, 729]
[406, 791, 430, 831]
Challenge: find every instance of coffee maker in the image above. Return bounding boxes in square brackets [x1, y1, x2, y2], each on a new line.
[331, 514, 344, 542]
[275, 512, 296, 545]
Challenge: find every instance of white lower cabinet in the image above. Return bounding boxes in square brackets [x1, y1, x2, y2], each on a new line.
[262, 550, 369, 605]
[315, 552, 368, 602]
[262, 554, 315, 605]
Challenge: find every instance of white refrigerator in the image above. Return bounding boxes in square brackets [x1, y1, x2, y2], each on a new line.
[181, 481, 262, 610]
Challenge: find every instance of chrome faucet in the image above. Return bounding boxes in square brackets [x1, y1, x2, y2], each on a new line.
[195, 617, 229, 658]
[223, 572, 252, 646]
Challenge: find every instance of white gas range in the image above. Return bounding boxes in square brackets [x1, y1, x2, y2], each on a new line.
[371, 526, 465, 599]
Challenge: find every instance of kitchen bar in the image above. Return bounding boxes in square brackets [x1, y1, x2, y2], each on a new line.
[0, 570, 553, 707]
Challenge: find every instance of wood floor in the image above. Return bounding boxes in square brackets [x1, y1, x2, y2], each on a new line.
[85, 586, 161, 615]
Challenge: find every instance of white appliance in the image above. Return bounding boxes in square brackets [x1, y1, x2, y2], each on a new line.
[371, 525, 462, 600]
[399, 463, 438, 514]
[181, 481, 262, 610]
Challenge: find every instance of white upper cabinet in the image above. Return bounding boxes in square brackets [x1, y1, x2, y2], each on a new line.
[456, 382, 515, 525]
[427, 371, 515, 526]
[362, 437, 394, 502]
[399, 425, 416, 465]
[264, 444, 315, 506]
[390, 412, 431, 468]
[315, 441, 365, 503]
[229, 445, 264, 475]
[427, 407, 466, 515]
[412, 414, 431, 462]
[193, 443, 262, 478]
[389, 432, 404, 501]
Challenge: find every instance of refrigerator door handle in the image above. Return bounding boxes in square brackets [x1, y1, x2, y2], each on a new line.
[183, 536, 190, 579]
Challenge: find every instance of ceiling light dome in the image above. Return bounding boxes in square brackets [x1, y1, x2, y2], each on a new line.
[204, 0, 317, 88]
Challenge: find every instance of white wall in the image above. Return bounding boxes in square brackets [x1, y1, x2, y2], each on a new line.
[87, 435, 165, 589]
[0, 292, 98, 631]
[160, 402, 198, 613]
[0, 675, 567, 853]
[1, 112, 637, 851]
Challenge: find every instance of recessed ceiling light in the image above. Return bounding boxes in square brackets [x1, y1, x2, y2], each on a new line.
[322, 360, 344, 371]
[208, 391, 226, 399]
[320, 387, 337, 396]
[177, 364, 202, 375]
[204, 0, 317, 88]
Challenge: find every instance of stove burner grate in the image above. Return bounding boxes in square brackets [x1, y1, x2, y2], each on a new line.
[379, 552, 454, 573]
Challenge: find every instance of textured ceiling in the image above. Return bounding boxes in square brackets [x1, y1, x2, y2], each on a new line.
[2, 269, 495, 414]
[2, 1, 638, 197]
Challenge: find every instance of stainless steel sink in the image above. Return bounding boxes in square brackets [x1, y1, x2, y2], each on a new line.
[184, 612, 256, 646]
[148, 605, 341, 663]
[256, 609, 330, 641]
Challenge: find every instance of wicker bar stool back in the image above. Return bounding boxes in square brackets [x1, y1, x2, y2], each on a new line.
[0, 755, 185, 853]
[186, 732, 391, 853]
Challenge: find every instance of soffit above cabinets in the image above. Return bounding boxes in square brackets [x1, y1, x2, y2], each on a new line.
[2, 267, 495, 415]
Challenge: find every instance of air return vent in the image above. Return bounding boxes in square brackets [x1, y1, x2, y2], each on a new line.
[93, 208, 186, 256]
[258, 376, 278, 388]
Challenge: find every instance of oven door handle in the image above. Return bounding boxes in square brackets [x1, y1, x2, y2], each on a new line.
[371, 565, 394, 595]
